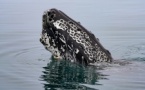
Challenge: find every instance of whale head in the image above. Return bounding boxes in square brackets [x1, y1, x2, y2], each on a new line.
[40, 8, 113, 65]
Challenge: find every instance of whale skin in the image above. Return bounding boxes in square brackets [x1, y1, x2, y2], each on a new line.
[40, 8, 113, 65]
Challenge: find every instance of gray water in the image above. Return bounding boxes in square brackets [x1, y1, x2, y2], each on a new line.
[0, 0, 145, 90]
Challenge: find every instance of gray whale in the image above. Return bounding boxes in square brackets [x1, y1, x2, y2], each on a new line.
[40, 8, 113, 65]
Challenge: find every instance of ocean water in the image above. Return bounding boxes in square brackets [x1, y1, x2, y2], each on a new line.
[0, 0, 145, 90]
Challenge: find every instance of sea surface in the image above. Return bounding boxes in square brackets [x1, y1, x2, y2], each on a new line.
[0, 0, 145, 90]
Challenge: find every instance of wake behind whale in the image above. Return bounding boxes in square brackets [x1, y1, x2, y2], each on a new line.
[40, 8, 113, 65]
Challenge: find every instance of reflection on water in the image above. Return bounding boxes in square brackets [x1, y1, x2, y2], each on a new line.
[41, 56, 108, 90]
[1, 0, 145, 90]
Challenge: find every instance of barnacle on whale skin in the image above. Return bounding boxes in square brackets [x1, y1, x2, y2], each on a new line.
[40, 8, 113, 65]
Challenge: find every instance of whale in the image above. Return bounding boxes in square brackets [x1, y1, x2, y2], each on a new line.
[40, 8, 113, 65]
